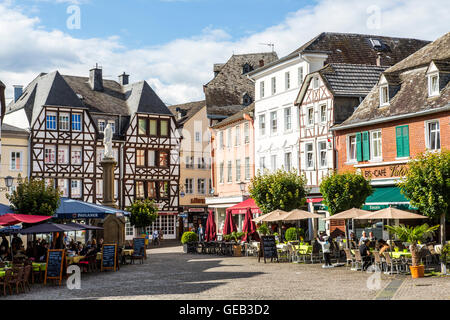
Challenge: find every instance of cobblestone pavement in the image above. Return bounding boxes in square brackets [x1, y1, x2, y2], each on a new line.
[3, 244, 449, 300]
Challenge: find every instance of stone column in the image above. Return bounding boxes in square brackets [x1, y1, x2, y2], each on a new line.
[100, 157, 118, 209]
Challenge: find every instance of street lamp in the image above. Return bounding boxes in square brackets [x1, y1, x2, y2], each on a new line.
[4, 176, 13, 189]
[238, 181, 246, 195]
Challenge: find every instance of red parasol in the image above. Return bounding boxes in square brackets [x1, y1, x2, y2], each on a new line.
[0, 213, 52, 226]
[222, 209, 237, 235]
[205, 210, 217, 242]
[242, 208, 259, 242]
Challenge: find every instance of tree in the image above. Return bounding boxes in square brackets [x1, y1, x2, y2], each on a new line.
[398, 150, 449, 273]
[127, 199, 159, 234]
[249, 169, 308, 215]
[7, 178, 60, 216]
[320, 171, 373, 216]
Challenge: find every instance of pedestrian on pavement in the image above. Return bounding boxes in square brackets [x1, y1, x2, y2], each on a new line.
[359, 239, 372, 271]
[152, 229, 160, 246]
[316, 236, 332, 268]
[197, 224, 204, 242]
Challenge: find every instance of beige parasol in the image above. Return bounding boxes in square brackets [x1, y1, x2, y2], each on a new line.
[323, 208, 371, 221]
[282, 209, 323, 221]
[354, 207, 428, 220]
[252, 209, 288, 223]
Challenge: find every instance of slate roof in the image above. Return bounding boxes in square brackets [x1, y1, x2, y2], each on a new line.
[1, 123, 29, 136]
[6, 70, 172, 128]
[167, 100, 206, 126]
[211, 103, 254, 129]
[250, 32, 430, 76]
[333, 33, 450, 129]
[207, 105, 246, 119]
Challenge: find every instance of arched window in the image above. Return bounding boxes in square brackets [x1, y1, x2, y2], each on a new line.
[242, 93, 252, 106]
[242, 63, 254, 74]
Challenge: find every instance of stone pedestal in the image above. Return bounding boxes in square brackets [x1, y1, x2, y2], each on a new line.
[100, 157, 117, 209]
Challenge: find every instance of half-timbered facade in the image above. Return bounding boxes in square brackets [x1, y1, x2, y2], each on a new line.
[3, 67, 180, 239]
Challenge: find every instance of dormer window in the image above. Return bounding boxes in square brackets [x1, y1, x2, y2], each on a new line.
[380, 85, 389, 106]
[428, 73, 439, 97]
[242, 63, 253, 74]
[242, 93, 252, 106]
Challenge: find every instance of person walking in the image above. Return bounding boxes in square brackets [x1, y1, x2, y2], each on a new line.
[152, 229, 160, 246]
[316, 236, 332, 268]
[197, 224, 204, 242]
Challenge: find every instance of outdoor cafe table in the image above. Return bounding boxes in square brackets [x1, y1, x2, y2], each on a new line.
[295, 245, 312, 254]
[32, 262, 46, 271]
[389, 251, 412, 259]
[66, 255, 85, 265]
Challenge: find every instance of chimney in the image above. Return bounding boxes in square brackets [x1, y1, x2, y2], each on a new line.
[89, 64, 103, 91]
[13, 85, 23, 102]
[118, 72, 129, 86]
[376, 52, 382, 67]
[259, 59, 264, 67]
[176, 107, 182, 120]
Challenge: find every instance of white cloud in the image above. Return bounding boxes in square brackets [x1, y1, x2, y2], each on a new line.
[0, 0, 448, 105]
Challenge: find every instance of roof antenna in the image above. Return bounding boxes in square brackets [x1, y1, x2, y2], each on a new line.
[259, 43, 275, 52]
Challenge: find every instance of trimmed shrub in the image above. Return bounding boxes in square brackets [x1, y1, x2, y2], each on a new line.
[181, 231, 198, 244]
[285, 227, 299, 242]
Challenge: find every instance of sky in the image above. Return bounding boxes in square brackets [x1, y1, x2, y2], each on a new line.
[0, 0, 449, 105]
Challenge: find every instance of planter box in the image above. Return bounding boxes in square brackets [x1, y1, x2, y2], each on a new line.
[410, 265, 425, 278]
[233, 244, 242, 257]
[184, 242, 197, 254]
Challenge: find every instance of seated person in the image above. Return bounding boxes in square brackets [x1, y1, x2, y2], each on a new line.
[378, 239, 390, 256]
[25, 241, 34, 258]
[0, 246, 9, 261]
[79, 244, 88, 256]
[359, 239, 372, 271]
[368, 232, 377, 242]
[359, 231, 368, 246]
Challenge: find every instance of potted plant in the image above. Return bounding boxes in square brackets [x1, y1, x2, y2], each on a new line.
[181, 231, 198, 254]
[257, 223, 270, 236]
[385, 223, 439, 278]
[285, 227, 298, 242]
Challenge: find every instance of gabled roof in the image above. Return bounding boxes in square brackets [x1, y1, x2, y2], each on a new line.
[296, 63, 386, 104]
[1, 123, 29, 136]
[250, 32, 430, 76]
[212, 103, 254, 129]
[385, 32, 450, 73]
[333, 33, 450, 130]
[6, 69, 173, 128]
[167, 100, 206, 126]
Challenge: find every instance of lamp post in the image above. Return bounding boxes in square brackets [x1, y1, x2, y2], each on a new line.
[4, 176, 14, 189]
[238, 182, 246, 196]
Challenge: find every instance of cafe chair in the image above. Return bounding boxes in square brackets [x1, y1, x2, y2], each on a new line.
[309, 244, 322, 264]
[0, 269, 13, 296]
[344, 249, 356, 270]
[22, 265, 32, 292]
[353, 250, 363, 271]
[383, 252, 401, 275]
[287, 243, 299, 263]
[130, 247, 145, 265]
[372, 251, 384, 272]
[10, 267, 25, 294]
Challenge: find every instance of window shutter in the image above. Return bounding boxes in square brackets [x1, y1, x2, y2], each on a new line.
[356, 132, 362, 162]
[402, 125, 410, 157]
[362, 131, 370, 161]
[396, 127, 403, 157]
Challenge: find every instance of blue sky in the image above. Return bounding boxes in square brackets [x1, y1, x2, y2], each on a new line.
[1, 0, 448, 104]
[22, 0, 312, 48]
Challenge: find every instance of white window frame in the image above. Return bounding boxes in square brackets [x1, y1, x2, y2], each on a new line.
[307, 107, 314, 126]
[370, 130, 382, 161]
[428, 73, 439, 97]
[259, 114, 266, 136]
[320, 105, 327, 123]
[313, 77, 319, 89]
[271, 77, 276, 95]
[58, 145, 69, 165]
[218, 131, 224, 149]
[59, 113, 70, 131]
[219, 163, 224, 184]
[227, 161, 232, 183]
[380, 85, 389, 106]
[284, 152, 292, 171]
[298, 67, 304, 86]
[244, 122, 250, 144]
[260, 81, 265, 99]
[98, 119, 106, 133]
[227, 128, 232, 148]
[10, 151, 22, 171]
[260, 157, 266, 171]
[195, 131, 201, 143]
[425, 120, 441, 151]
[235, 159, 241, 182]
[44, 145, 56, 164]
[270, 111, 277, 134]
[108, 120, 115, 133]
[71, 146, 82, 165]
[284, 107, 292, 131]
[347, 135, 357, 163]
[235, 125, 240, 146]
[285, 71, 290, 90]
[46, 112, 57, 130]
[71, 180, 82, 198]
[318, 141, 327, 168]
[245, 157, 250, 181]
[197, 178, 206, 194]
[305, 143, 314, 169]
[271, 155, 277, 172]
[185, 178, 193, 194]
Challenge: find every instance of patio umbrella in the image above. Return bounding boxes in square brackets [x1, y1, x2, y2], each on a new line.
[0, 225, 21, 234]
[323, 208, 371, 220]
[20, 222, 85, 234]
[204, 210, 216, 242]
[282, 209, 323, 221]
[0, 213, 52, 226]
[242, 208, 259, 242]
[256, 209, 289, 222]
[223, 209, 237, 235]
[65, 222, 104, 230]
[354, 207, 429, 220]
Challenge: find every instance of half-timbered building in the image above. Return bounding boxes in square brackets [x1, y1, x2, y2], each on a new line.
[3, 66, 180, 239]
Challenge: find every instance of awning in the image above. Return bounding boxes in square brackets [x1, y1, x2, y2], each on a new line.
[307, 198, 323, 203]
[54, 198, 130, 219]
[20, 222, 84, 234]
[362, 186, 415, 211]
[227, 198, 262, 215]
[0, 213, 52, 226]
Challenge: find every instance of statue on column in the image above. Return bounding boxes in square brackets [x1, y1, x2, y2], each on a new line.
[103, 123, 114, 159]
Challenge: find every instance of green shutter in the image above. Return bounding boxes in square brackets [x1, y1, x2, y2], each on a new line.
[396, 125, 410, 157]
[396, 127, 403, 157]
[362, 131, 370, 161]
[356, 132, 362, 162]
[402, 125, 410, 157]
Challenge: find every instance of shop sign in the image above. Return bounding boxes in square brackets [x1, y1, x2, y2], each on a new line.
[362, 164, 408, 179]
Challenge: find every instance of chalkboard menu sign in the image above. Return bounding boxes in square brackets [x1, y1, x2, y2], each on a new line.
[133, 237, 146, 259]
[44, 249, 65, 285]
[101, 244, 117, 271]
[258, 236, 278, 263]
